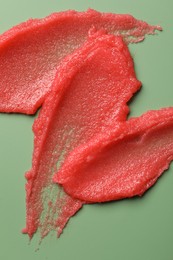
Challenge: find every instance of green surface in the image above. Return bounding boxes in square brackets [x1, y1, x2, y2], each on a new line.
[0, 0, 173, 259]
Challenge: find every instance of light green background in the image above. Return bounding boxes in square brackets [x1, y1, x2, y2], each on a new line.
[0, 0, 172, 259]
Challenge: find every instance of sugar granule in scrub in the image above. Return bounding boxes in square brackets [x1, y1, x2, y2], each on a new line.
[0, 9, 160, 114]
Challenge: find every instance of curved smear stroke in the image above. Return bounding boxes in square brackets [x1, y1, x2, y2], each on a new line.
[56, 108, 173, 202]
[0, 9, 161, 114]
[24, 33, 141, 238]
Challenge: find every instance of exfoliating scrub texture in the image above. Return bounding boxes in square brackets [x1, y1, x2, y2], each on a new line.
[24, 32, 141, 238]
[56, 108, 173, 202]
[0, 9, 172, 240]
[0, 9, 160, 114]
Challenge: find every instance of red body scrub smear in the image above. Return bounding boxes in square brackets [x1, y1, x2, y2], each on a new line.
[24, 32, 141, 238]
[0, 9, 168, 239]
[56, 108, 173, 202]
[0, 9, 160, 114]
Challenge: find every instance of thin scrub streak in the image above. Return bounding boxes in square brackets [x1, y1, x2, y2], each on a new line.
[38, 135, 75, 237]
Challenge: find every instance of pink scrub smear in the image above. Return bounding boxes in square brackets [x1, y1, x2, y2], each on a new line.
[0, 9, 164, 239]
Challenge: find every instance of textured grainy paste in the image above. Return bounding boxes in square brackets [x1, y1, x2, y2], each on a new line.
[0, 10, 165, 239]
[24, 32, 141, 238]
[0, 9, 160, 114]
